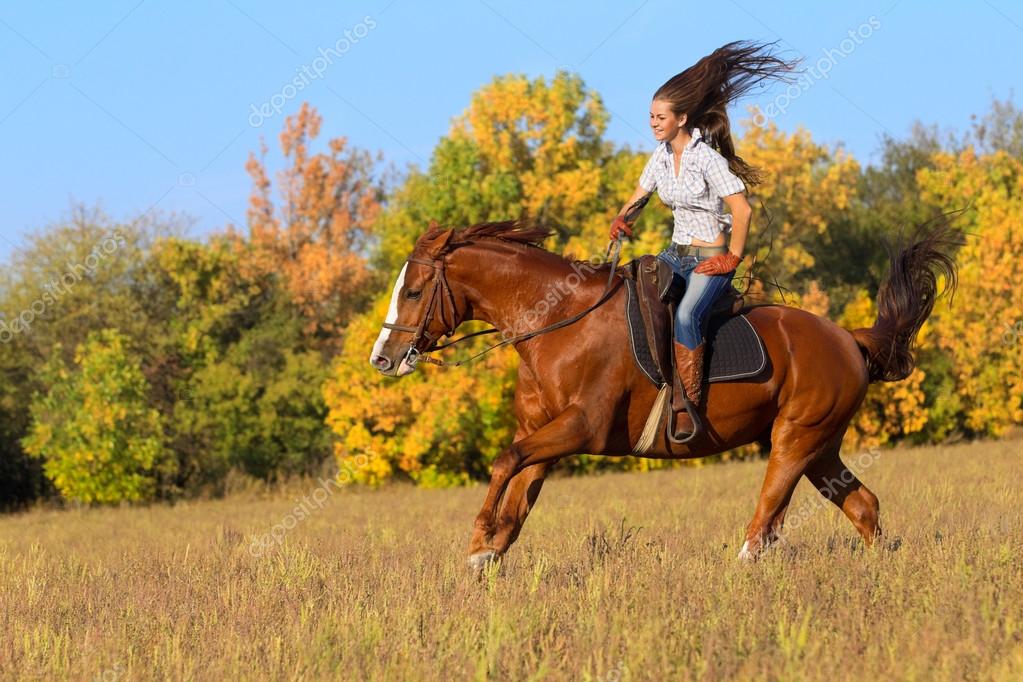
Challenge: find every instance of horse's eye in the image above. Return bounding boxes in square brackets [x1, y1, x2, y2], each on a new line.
[405, 289, 422, 300]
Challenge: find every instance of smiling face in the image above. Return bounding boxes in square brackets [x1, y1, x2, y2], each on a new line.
[649, 99, 687, 142]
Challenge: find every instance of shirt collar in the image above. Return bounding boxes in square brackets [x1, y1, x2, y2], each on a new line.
[663, 127, 702, 153]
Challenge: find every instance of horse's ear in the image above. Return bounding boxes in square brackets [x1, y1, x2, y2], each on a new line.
[422, 227, 455, 257]
[428, 218, 439, 231]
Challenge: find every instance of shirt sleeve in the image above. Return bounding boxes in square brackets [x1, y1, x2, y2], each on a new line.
[704, 149, 746, 198]
[638, 149, 659, 192]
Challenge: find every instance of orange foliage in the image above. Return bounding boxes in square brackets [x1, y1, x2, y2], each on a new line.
[238, 103, 382, 343]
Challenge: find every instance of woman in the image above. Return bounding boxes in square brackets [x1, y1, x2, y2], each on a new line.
[610, 41, 797, 440]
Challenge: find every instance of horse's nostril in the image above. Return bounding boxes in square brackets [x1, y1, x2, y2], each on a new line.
[371, 355, 393, 371]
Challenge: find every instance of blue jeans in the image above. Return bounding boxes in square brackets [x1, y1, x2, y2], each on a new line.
[656, 246, 734, 350]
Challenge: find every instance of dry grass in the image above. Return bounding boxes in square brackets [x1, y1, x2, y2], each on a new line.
[2, 439, 1021, 681]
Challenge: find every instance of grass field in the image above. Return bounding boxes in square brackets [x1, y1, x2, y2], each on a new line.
[2, 438, 1021, 681]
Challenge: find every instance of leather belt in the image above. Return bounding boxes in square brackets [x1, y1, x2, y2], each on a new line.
[672, 242, 728, 258]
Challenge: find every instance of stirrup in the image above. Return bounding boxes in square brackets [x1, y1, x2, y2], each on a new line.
[664, 396, 705, 444]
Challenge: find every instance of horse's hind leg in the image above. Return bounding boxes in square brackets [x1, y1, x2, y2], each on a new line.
[804, 446, 881, 544]
[755, 436, 790, 545]
[739, 453, 807, 560]
[739, 425, 845, 561]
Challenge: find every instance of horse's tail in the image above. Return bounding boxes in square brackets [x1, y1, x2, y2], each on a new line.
[849, 217, 963, 383]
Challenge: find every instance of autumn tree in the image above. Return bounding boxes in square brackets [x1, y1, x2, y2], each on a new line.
[735, 116, 863, 312]
[240, 102, 383, 346]
[917, 146, 1023, 437]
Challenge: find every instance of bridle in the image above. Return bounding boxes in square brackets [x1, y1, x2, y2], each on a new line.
[381, 255, 459, 370]
[381, 238, 625, 370]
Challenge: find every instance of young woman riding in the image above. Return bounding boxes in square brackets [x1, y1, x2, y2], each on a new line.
[610, 41, 798, 439]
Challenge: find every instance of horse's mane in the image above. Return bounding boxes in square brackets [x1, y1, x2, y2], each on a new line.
[455, 219, 553, 248]
[420, 219, 615, 271]
[413, 219, 554, 257]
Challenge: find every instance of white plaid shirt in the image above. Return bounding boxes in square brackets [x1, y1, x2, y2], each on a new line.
[638, 127, 746, 245]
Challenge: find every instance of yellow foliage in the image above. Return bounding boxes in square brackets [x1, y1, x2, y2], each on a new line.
[323, 295, 519, 486]
[918, 148, 1023, 435]
[738, 114, 861, 283]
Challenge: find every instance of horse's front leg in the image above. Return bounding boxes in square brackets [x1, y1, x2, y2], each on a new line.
[467, 406, 589, 572]
[488, 462, 551, 555]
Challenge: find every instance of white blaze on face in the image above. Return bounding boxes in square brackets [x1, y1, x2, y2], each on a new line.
[370, 262, 408, 364]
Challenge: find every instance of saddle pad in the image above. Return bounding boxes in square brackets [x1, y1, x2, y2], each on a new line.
[704, 313, 768, 383]
[624, 278, 767, 385]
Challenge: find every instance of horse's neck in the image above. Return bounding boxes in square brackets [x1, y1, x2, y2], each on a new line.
[451, 242, 595, 336]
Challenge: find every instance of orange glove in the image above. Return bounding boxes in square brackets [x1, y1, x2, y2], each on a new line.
[609, 215, 633, 240]
[694, 252, 741, 275]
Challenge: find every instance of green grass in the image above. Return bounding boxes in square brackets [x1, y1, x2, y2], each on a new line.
[2, 438, 1021, 680]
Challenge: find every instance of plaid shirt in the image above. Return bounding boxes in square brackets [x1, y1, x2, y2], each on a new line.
[638, 127, 746, 245]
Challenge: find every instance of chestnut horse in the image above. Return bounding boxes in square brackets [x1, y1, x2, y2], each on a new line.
[369, 220, 959, 571]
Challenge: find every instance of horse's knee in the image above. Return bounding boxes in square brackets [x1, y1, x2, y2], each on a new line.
[490, 448, 521, 480]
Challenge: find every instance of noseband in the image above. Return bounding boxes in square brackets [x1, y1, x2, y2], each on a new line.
[381, 255, 458, 369]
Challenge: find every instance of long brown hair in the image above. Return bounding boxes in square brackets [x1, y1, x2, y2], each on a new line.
[654, 41, 799, 186]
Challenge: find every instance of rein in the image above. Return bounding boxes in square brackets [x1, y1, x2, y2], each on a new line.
[394, 238, 625, 369]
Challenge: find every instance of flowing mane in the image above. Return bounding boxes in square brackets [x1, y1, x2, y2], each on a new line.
[457, 219, 553, 247]
[415, 219, 555, 257]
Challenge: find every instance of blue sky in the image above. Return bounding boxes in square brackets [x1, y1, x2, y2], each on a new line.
[0, 1, 1019, 260]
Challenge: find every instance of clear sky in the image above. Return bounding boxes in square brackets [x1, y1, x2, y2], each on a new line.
[0, 0, 1019, 260]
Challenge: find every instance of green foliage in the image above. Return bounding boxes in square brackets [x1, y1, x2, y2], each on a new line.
[175, 310, 331, 486]
[22, 329, 173, 503]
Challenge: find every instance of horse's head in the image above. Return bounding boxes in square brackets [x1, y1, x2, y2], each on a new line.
[369, 222, 461, 376]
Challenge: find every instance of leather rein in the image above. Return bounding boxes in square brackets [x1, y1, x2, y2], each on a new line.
[383, 238, 624, 369]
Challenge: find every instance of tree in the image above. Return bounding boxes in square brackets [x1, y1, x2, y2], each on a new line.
[735, 116, 863, 312]
[916, 147, 1023, 437]
[155, 237, 332, 491]
[238, 102, 383, 346]
[22, 329, 173, 503]
[0, 206, 185, 506]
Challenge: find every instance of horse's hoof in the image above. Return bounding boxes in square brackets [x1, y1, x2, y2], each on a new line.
[737, 540, 757, 562]
[467, 550, 498, 575]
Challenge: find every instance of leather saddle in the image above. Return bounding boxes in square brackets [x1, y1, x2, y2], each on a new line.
[619, 255, 745, 387]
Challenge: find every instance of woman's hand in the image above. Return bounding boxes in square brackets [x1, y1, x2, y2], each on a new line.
[694, 251, 741, 275]
[609, 214, 633, 240]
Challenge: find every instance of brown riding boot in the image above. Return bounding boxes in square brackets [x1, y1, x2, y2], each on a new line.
[670, 341, 706, 438]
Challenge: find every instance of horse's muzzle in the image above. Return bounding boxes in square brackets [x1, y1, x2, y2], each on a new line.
[370, 347, 418, 377]
[371, 354, 393, 372]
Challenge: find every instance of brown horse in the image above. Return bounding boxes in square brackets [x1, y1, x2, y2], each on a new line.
[369, 220, 959, 571]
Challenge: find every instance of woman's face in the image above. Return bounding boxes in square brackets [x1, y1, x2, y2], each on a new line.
[649, 99, 686, 142]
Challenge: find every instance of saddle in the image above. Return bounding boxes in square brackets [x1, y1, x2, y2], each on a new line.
[619, 255, 768, 452]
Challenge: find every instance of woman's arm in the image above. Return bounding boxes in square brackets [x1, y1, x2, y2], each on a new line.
[610, 185, 653, 239]
[723, 191, 752, 257]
